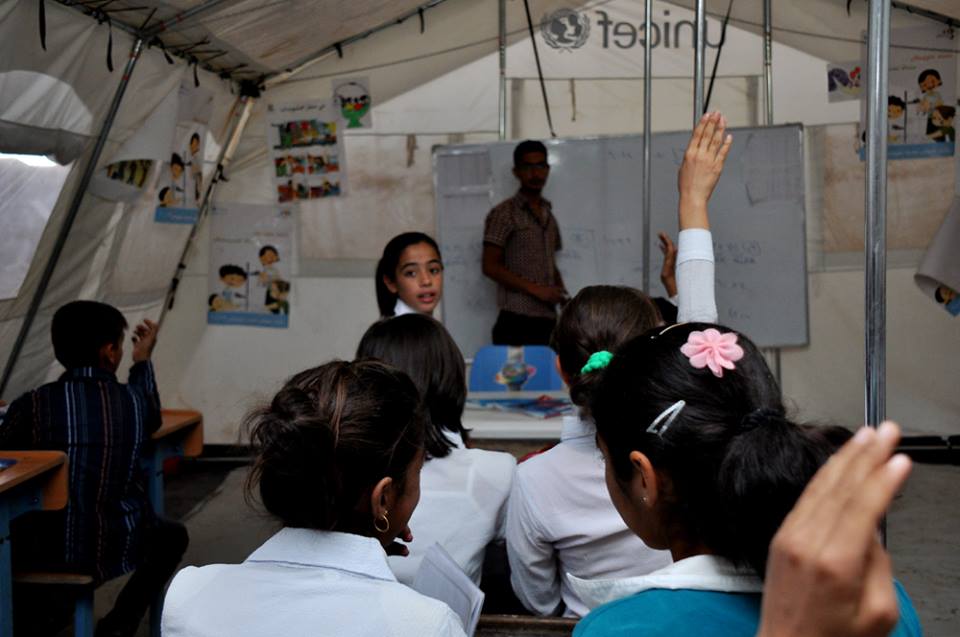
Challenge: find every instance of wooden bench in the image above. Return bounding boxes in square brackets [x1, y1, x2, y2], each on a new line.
[477, 614, 578, 637]
[13, 571, 94, 637]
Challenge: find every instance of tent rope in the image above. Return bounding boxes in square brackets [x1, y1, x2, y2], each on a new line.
[521, 0, 556, 137]
[39, 0, 46, 50]
[704, 0, 735, 115]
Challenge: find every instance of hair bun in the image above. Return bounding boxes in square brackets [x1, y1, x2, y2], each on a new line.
[739, 407, 784, 433]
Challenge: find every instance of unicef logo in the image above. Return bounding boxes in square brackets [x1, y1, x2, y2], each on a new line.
[541, 8, 590, 50]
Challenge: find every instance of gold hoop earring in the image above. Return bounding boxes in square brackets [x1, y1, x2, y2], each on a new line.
[374, 510, 390, 533]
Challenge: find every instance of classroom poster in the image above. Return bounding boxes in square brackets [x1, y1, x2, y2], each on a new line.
[826, 61, 862, 103]
[333, 77, 372, 129]
[88, 86, 179, 201]
[916, 196, 960, 317]
[266, 101, 345, 203]
[208, 203, 293, 328]
[859, 24, 956, 160]
[155, 81, 213, 224]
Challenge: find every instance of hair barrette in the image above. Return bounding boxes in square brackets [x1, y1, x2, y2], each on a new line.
[646, 400, 685, 436]
[680, 328, 744, 378]
[580, 350, 613, 375]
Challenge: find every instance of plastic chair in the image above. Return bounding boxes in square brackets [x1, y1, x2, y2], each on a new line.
[468, 345, 564, 392]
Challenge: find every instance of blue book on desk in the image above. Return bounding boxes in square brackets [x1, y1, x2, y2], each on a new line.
[466, 395, 573, 419]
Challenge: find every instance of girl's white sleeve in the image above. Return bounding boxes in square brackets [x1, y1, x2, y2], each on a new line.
[676, 228, 718, 324]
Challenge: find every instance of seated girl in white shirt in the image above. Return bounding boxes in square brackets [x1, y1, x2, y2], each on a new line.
[357, 314, 516, 586]
[504, 111, 730, 619]
[161, 361, 466, 637]
[572, 324, 921, 637]
[376, 232, 444, 317]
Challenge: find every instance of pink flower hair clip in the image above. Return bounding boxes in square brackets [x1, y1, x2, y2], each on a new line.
[680, 328, 745, 378]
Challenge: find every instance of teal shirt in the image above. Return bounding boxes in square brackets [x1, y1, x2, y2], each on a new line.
[574, 581, 922, 637]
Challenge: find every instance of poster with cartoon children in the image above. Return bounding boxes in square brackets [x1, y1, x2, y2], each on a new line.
[155, 125, 206, 224]
[266, 101, 346, 203]
[860, 24, 956, 160]
[208, 203, 293, 328]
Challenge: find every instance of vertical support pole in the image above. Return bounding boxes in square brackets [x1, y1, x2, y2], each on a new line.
[642, 0, 653, 294]
[864, 0, 890, 537]
[0, 38, 145, 398]
[864, 0, 890, 429]
[762, 0, 783, 386]
[498, 0, 507, 140]
[693, 0, 706, 125]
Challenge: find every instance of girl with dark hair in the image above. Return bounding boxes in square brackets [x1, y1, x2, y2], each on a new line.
[505, 112, 731, 618]
[357, 315, 515, 586]
[161, 361, 466, 637]
[376, 232, 444, 317]
[571, 323, 921, 637]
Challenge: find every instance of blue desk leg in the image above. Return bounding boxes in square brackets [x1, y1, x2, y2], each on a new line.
[146, 451, 164, 637]
[0, 506, 13, 637]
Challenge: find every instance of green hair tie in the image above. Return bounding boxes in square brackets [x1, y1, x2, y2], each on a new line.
[581, 350, 613, 375]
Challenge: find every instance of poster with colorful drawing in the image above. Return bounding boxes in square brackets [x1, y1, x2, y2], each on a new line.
[156, 81, 213, 224]
[826, 61, 862, 103]
[859, 24, 956, 160]
[333, 77, 372, 129]
[266, 101, 345, 202]
[208, 203, 294, 328]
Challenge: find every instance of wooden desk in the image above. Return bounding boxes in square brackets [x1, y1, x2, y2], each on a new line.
[0, 451, 68, 637]
[144, 410, 202, 637]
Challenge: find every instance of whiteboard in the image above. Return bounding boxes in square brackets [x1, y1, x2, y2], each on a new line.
[435, 125, 808, 358]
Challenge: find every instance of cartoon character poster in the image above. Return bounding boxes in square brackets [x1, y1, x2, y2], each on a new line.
[333, 77, 372, 129]
[859, 24, 956, 160]
[266, 101, 346, 203]
[156, 81, 213, 224]
[208, 203, 294, 328]
[826, 61, 862, 103]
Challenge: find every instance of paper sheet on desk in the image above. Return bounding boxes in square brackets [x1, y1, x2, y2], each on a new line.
[412, 543, 484, 637]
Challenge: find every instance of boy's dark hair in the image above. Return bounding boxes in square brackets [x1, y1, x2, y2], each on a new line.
[888, 95, 905, 109]
[259, 245, 279, 258]
[245, 360, 425, 530]
[356, 315, 466, 459]
[551, 285, 662, 411]
[51, 301, 128, 369]
[935, 105, 956, 120]
[590, 322, 842, 579]
[375, 232, 442, 317]
[918, 69, 941, 85]
[273, 279, 291, 293]
[190, 132, 201, 144]
[158, 187, 170, 203]
[171, 153, 184, 168]
[219, 264, 246, 279]
[513, 140, 548, 167]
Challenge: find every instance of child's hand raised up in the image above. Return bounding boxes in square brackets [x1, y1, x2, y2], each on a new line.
[658, 232, 678, 297]
[132, 319, 159, 363]
[678, 112, 733, 230]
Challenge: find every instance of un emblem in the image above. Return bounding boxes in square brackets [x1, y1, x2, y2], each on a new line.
[541, 8, 590, 50]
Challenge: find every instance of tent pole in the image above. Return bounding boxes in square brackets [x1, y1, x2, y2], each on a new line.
[864, 1, 890, 428]
[0, 38, 145, 398]
[693, 0, 706, 125]
[498, 0, 507, 140]
[142, 0, 234, 37]
[158, 96, 255, 326]
[762, 0, 782, 385]
[642, 0, 653, 294]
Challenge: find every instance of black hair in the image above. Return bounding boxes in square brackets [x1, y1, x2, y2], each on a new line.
[190, 132, 201, 144]
[550, 285, 662, 411]
[375, 232, 442, 317]
[245, 360, 425, 531]
[918, 69, 941, 84]
[170, 153, 184, 168]
[259, 245, 279, 258]
[888, 95, 905, 109]
[158, 187, 170, 203]
[513, 140, 548, 167]
[935, 105, 956, 120]
[356, 315, 467, 459]
[272, 279, 291, 293]
[219, 264, 246, 279]
[591, 323, 843, 578]
[51, 300, 128, 369]
[208, 294, 218, 307]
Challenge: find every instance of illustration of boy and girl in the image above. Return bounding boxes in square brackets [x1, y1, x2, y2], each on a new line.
[272, 120, 337, 149]
[208, 246, 290, 315]
[274, 153, 340, 178]
[887, 69, 955, 143]
[158, 133, 204, 208]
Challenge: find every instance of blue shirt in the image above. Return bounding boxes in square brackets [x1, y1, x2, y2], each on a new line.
[574, 582, 922, 637]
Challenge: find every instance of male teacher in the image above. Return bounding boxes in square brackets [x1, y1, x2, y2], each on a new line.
[482, 140, 567, 345]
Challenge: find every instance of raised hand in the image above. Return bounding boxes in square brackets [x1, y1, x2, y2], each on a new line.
[131, 319, 159, 363]
[678, 112, 733, 230]
[658, 232, 678, 297]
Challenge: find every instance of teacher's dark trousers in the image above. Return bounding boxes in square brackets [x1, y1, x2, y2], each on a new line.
[491, 310, 556, 346]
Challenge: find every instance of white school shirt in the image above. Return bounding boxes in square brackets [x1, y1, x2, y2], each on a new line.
[162, 528, 466, 637]
[505, 416, 673, 618]
[389, 430, 516, 586]
[394, 298, 417, 316]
